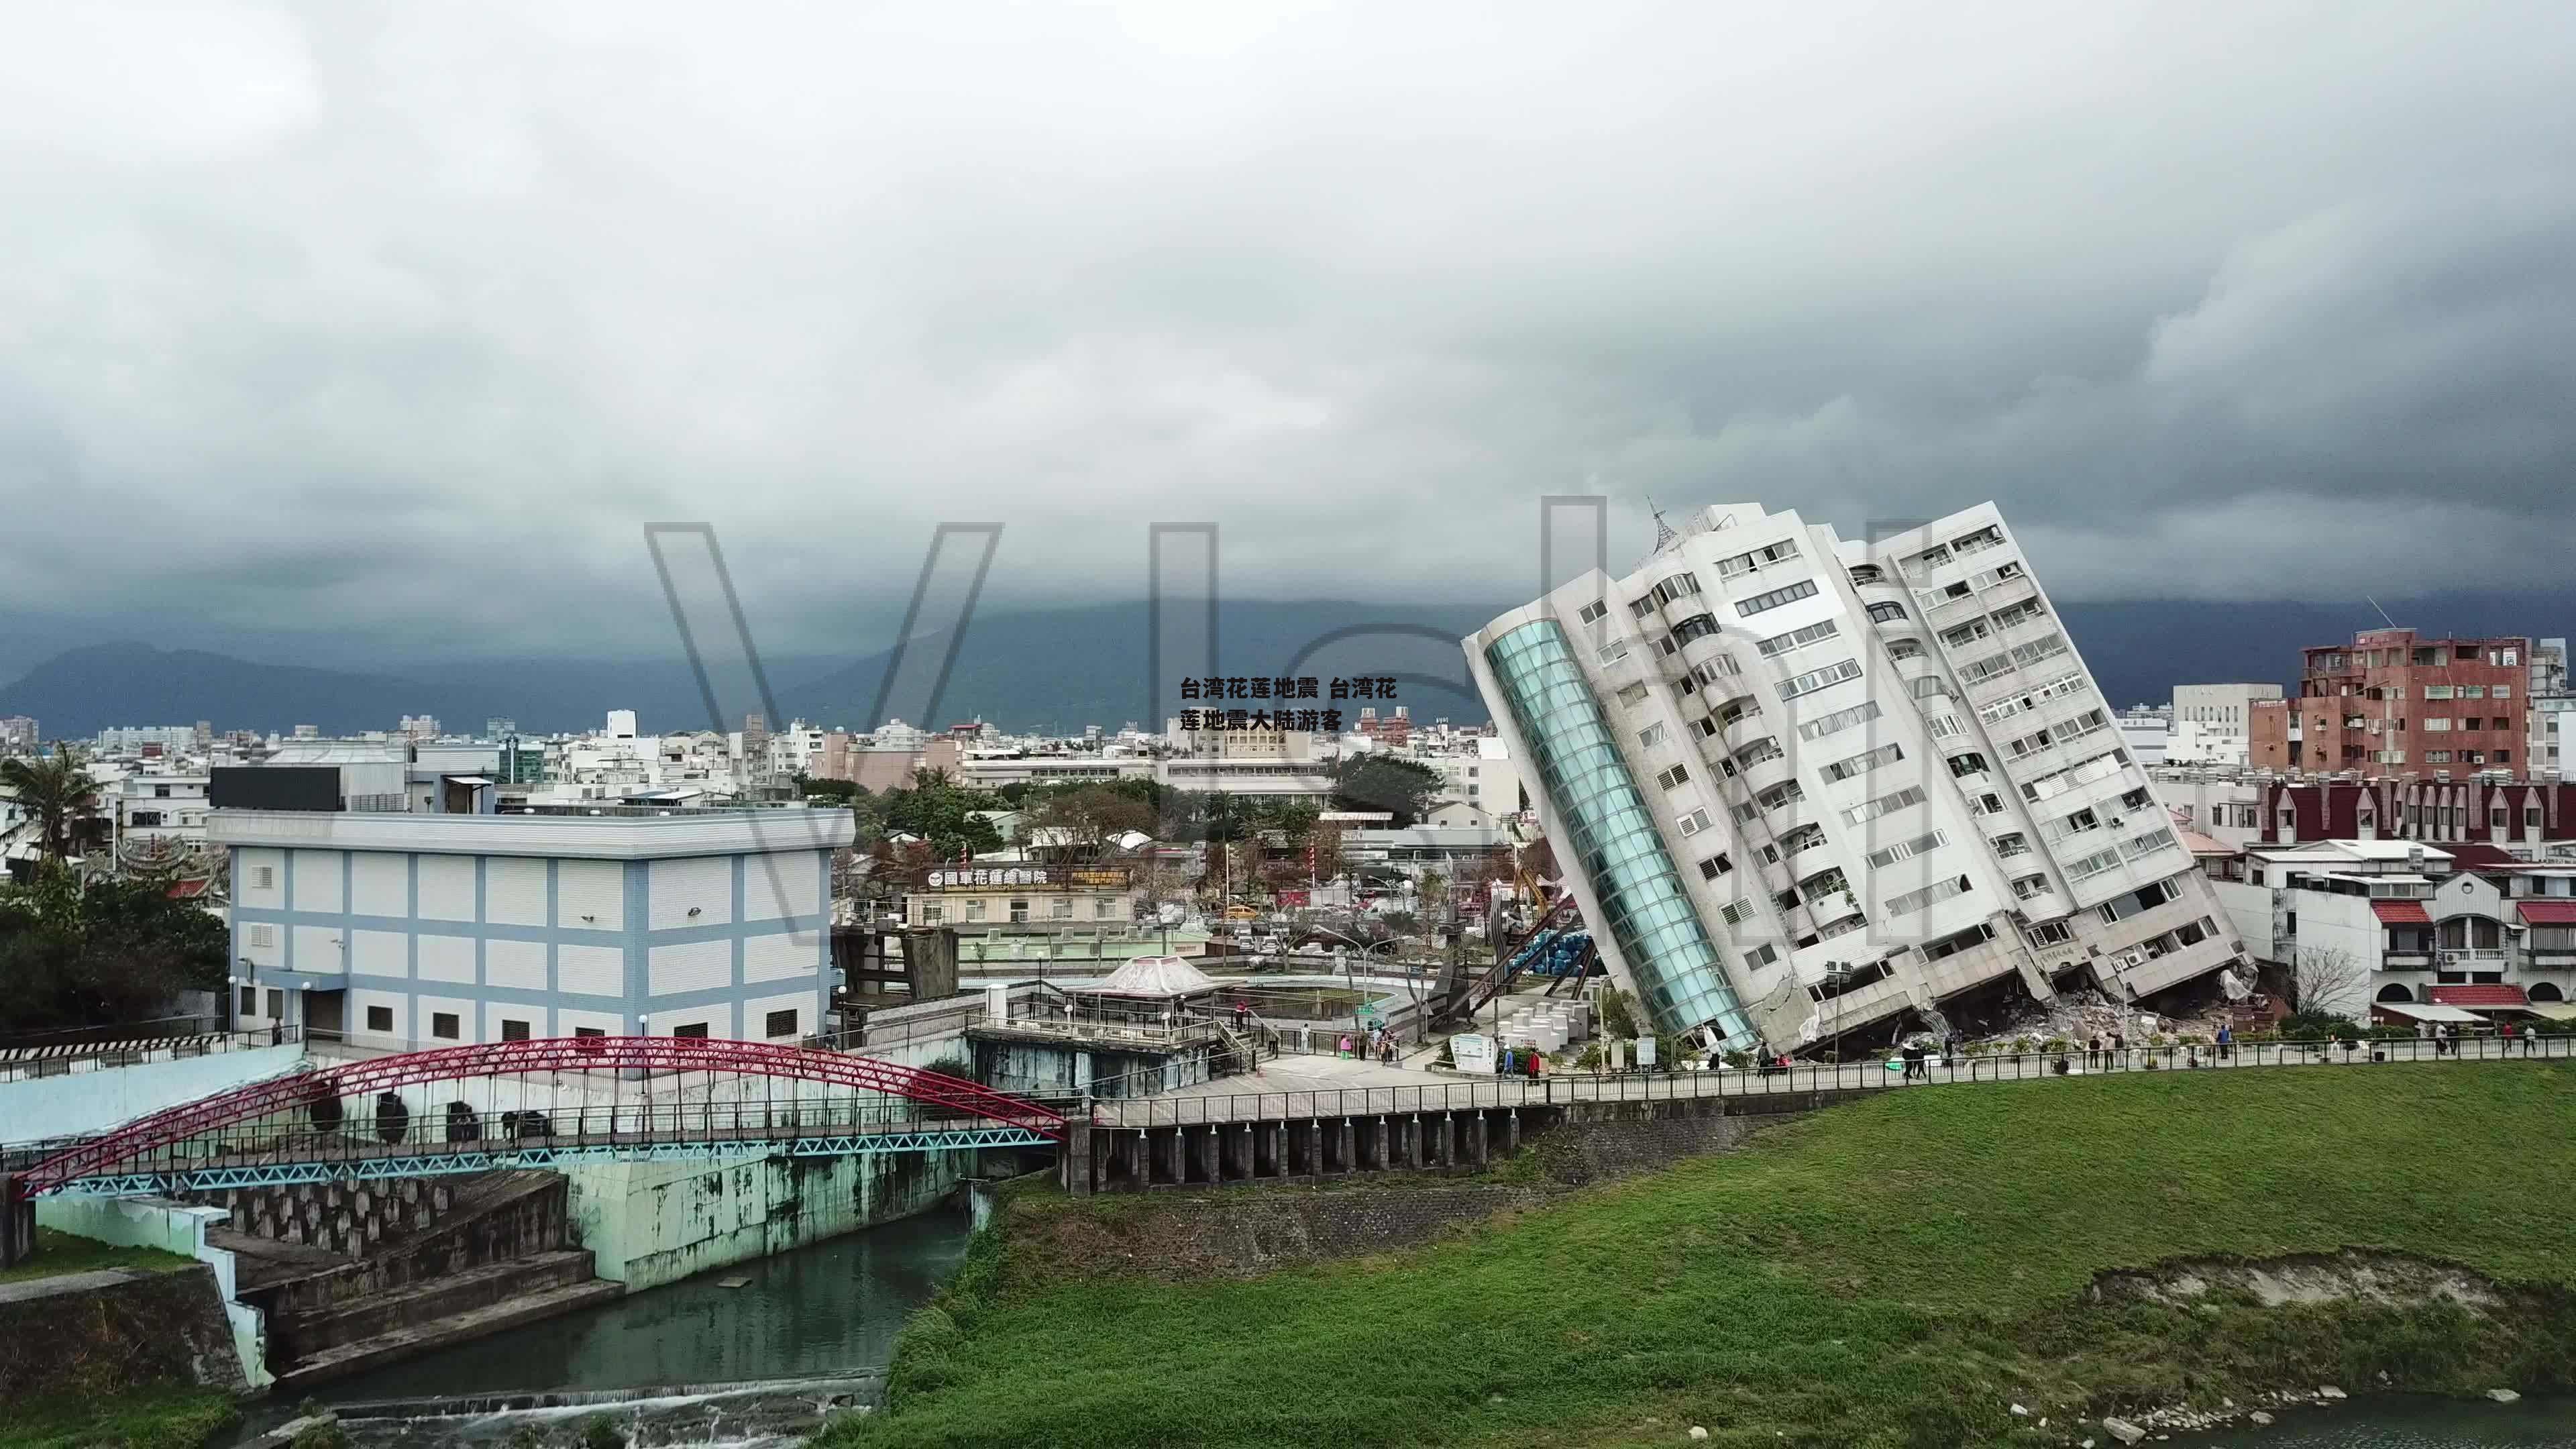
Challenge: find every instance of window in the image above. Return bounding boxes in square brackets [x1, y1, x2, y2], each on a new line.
[1845, 786, 1927, 824]
[1866, 600, 1907, 624]
[1778, 659, 1862, 700]
[1010, 899, 1032, 923]
[1737, 579, 1821, 616]
[500, 1019, 531, 1042]
[2012, 873, 2053, 901]
[2460, 684, 2486, 699]
[1715, 537, 1803, 576]
[1940, 621, 1991, 648]
[1925, 713, 1966, 739]
[1913, 676, 1953, 700]
[1671, 612, 1722, 645]
[1615, 682, 1651, 707]
[1988, 598, 2047, 630]
[1720, 898, 1757, 926]
[1946, 752, 1990, 778]
[1743, 944, 1779, 971]
[1676, 808, 1715, 837]
[1698, 853, 1733, 880]
[238, 985, 257, 1016]
[766, 1009, 800, 1038]
[1690, 716, 1719, 739]
[1886, 638, 1925, 661]
[1758, 619, 1839, 657]
[1799, 700, 1882, 741]
[965, 900, 986, 921]
[2064, 847, 2125, 878]
[574, 1026, 606, 1039]
[1717, 698, 1761, 728]
[1733, 737, 1784, 769]
[1635, 721, 1671, 751]
[1992, 832, 2031, 858]
[2493, 684, 2512, 698]
[431, 1012, 461, 1040]
[1823, 743, 1904, 782]
[2026, 920, 2075, 947]
[1756, 781, 1806, 811]
[1051, 898, 1075, 919]
[673, 1022, 710, 1039]
[2009, 633, 2069, 667]
[922, 903, 944, 924]
[1630, 597, 1658, 619]
[1652, 572, 1702, 604]
[252, 865, 275, 890]
[1960, 651, 2015, 684]
[1691, 657, 1741, 686]
[2493, 718, 2512, 733]
[266, 989, 282, 1019]
[246, 924, 277, 949]
[1866, 830, 1946, 868]
[1887, 875, 1974, 916]
[1578, 598, 1607, 624]
[1597, 638, 1632, 665]
[1656, 763, 1691, 790]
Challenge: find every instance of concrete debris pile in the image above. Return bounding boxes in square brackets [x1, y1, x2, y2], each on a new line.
[1904, 989, 2239, 1053]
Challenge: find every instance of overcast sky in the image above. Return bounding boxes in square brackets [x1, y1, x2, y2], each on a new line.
[3, 1, 2572, 663]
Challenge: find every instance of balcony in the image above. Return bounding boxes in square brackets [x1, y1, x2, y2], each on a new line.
[2381, 953, 2434, 969]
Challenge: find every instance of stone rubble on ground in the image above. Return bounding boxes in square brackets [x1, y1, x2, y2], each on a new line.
[1689, 1428, 1709, 1441]
[2319, 1385, 2347, 1400]
[2488, 1389, 2521, 1403]
[2251, 1411, 2275, 1426]
[2101, 1416, 2147, 1444]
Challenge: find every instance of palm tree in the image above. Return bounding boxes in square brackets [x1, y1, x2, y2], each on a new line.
[1, 745, 100, 861]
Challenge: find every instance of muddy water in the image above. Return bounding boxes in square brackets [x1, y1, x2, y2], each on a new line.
[2167, 1395, 2576, 1446]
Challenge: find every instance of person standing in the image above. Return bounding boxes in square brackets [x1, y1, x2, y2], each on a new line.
[2109, 1028, 2126, 1071]
[2216, 1022, 2233, 1062]
[2524, 1023, 2540, 1058]
[2086, 1032, 2102, 1071]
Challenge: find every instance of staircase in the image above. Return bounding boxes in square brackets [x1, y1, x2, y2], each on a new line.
[1438, 896, 1583, 1024]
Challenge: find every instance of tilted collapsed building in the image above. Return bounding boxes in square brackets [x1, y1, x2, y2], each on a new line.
[1464, 500, 2245, 1051]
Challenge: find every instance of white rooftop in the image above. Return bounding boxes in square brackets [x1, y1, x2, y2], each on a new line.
[209, 806, 853, 859]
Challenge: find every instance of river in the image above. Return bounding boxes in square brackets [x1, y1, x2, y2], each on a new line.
[244, 1209, 975, 1447]
[2166, 1395, 2576, 1447]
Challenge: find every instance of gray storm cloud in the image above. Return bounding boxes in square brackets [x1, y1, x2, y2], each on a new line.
[1, 1, 2571, 660]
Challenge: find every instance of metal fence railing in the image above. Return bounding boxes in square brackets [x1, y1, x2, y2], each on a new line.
[0, 1026, 305, 1083]
[1087, 1031, 2576, 1128]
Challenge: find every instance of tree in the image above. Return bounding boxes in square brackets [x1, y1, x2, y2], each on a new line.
[1308, 821, 1345, 897]
[1, 745, 99, 862]
[1028, 785, 1158, 857]
[1329, 755, 1444, 828]
[2282, 946, 2369, 1020]
[0, 865, 227, 1034]
[879, 769, 1004, 861]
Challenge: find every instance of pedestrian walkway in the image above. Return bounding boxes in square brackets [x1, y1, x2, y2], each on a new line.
[1092, 1030, 2570, 1128]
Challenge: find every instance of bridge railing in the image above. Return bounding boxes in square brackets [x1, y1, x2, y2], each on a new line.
[1087, 1031, 2571, 1128]
[39, 1089, 1038, 1187]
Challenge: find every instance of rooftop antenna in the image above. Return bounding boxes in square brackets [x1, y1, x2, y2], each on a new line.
[2363, 596, 2398, 629]
[1648, 493, 1679, 553]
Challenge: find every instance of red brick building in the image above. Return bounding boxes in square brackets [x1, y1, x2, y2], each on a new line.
[2249, 698, 2292, 771]
[2296, 628, 2530, 775]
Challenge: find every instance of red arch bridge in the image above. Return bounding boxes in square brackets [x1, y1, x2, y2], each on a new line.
[17, 1036, 1067, 1198]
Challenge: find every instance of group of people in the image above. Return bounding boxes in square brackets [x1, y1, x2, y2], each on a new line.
[1336, 1027, 1400, 1065]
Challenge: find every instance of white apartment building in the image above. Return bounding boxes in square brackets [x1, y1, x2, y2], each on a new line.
[1420, 737, 1523, 829]
[2170, 682, 2282, 768]
[1464, 500, 2243, 1051]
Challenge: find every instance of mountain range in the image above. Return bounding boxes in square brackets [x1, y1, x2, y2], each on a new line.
[2, 592, 2569, 741]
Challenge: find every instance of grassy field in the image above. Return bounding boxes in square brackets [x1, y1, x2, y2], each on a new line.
[0, 1228, 194, 1285]
[0, 1389, 239, 1449]
[826, 1062, 2576, 1449]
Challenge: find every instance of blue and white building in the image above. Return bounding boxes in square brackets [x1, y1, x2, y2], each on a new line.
[211, 808, 853, 1048]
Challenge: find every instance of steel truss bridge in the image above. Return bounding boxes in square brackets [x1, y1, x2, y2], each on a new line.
[17, 1036, 1065, 1197]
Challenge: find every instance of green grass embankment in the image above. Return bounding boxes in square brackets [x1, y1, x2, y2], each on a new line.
[0, 1228, 194, 1285]
[827, 1062, 2576, 1448]
[0, 1389, 239, 1449]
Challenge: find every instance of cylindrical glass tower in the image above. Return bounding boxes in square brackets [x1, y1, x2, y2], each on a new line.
[1483, 619, 1756, 1046]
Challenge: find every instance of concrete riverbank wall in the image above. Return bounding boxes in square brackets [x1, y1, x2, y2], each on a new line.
[564, 1145, 995, 1291]
[0, 1261, 248, 1401]
[35, 1195, 273, 1389]
[1058, 1086, 1873, 1195]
